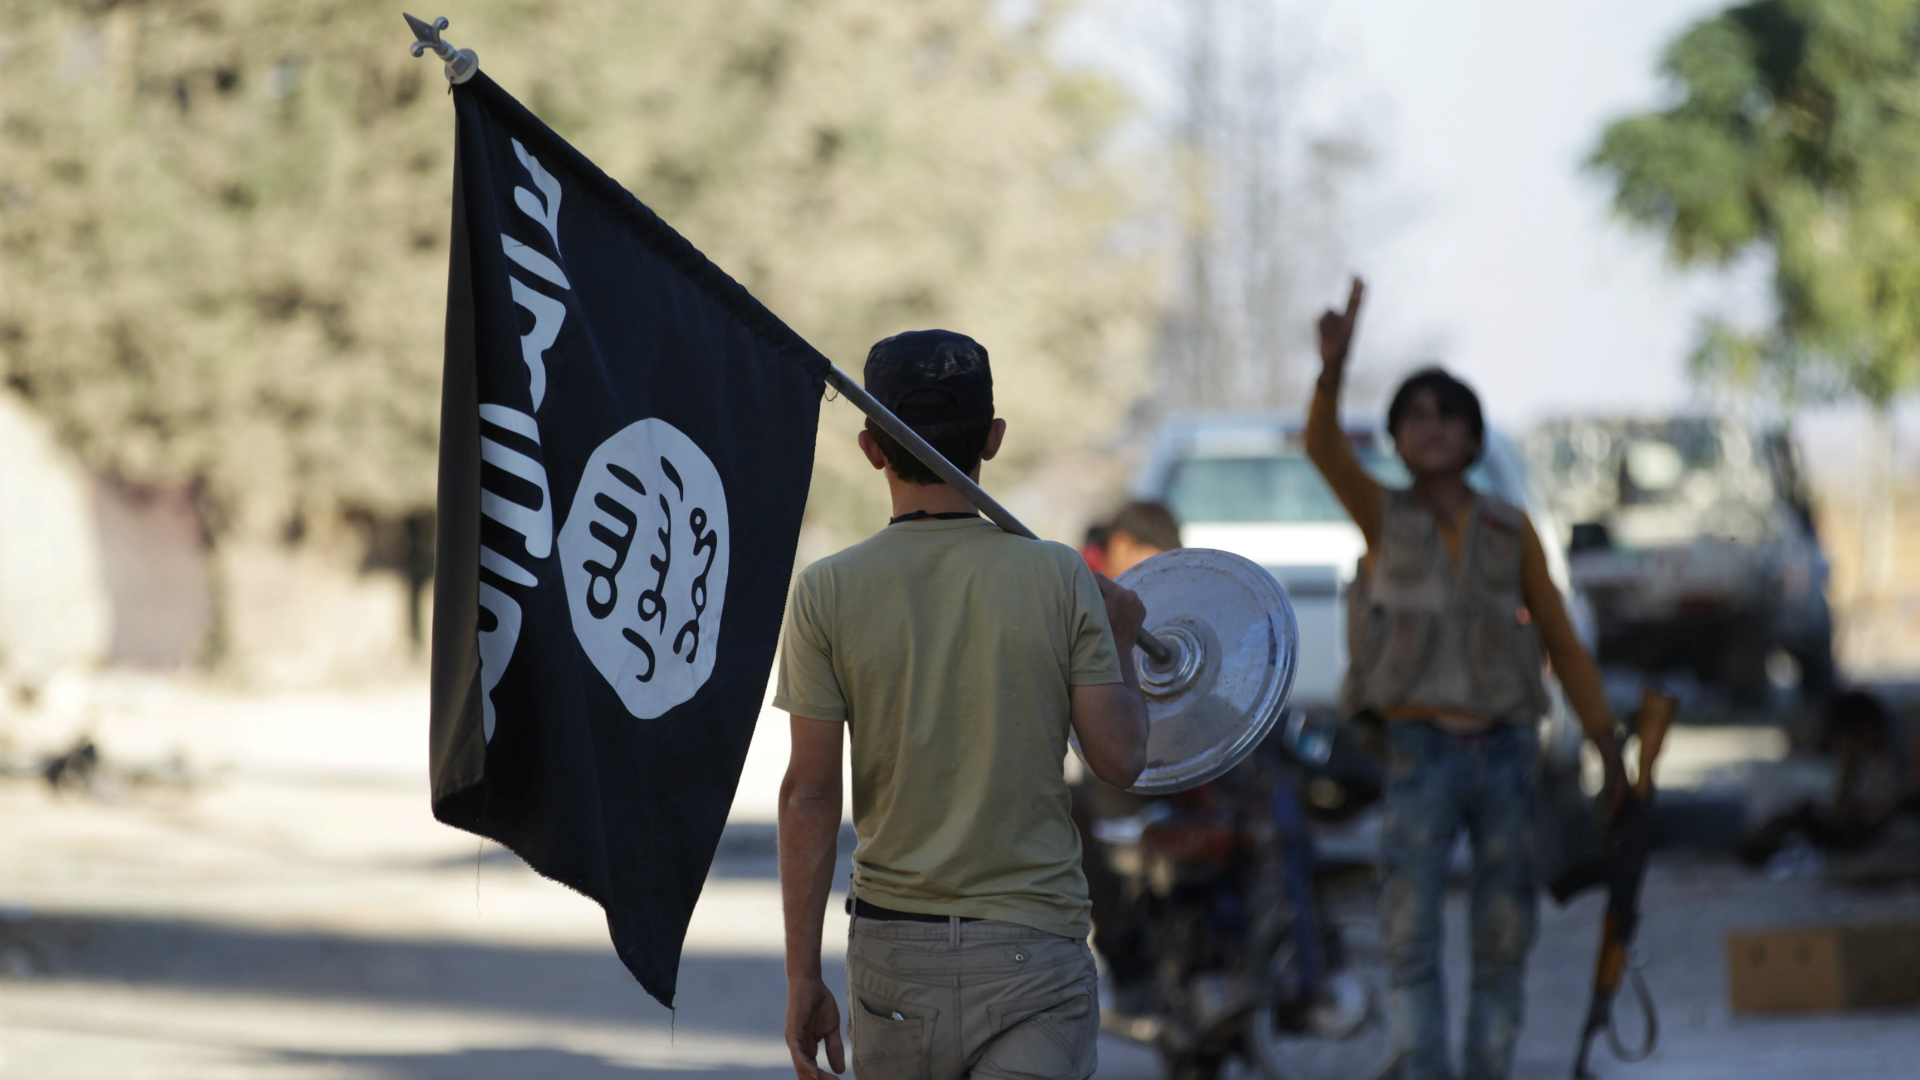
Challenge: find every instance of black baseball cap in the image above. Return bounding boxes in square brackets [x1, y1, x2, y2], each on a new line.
[863, 329, 993, 424]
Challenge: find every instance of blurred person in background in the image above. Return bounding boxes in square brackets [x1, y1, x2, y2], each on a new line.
[1740, 689, 1920, 868]
[1311, 280, 1625, 1080]
[1071, 500, 1182, 1013]
[1100, 500, 1182, 577]
[1080, 523, 1112, 577]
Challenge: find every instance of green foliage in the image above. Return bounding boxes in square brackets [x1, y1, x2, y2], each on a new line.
[0, 1, 1154, 544]
[1592, 0, 1920, 408]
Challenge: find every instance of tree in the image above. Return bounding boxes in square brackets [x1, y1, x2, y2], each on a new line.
[1156, 0, 1361, 415]
[0, 1, 1156, 668]
[1592, 0, 1920, 597]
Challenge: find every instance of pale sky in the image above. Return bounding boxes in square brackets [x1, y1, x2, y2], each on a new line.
[1069, 0, 1747, 423]
[1061, 0, 1920, 475]
[1312, 0, 1752, 425]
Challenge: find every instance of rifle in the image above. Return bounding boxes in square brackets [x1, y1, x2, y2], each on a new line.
[1548, 687, 1678, 1080]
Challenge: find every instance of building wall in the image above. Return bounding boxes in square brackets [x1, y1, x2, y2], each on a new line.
[0, 390, 420, 692]
[0, 391, 110, 688]
[92, 476, 214, 670]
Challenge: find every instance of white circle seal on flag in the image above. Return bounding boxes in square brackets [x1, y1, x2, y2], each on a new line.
[558, 418, 730, 720]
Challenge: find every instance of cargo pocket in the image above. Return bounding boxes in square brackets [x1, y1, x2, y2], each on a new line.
[981, 990, 1098, 1080]
[1380, 511, 1433, 587]
[850, 995, 932, 1080]
[1375, 609, 1437, 704]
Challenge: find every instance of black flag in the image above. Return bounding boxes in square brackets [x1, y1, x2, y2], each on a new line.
[429, 72, 825, 1007]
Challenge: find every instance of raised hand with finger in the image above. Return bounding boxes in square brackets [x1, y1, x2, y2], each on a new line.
[1316, 276, 1366, 392]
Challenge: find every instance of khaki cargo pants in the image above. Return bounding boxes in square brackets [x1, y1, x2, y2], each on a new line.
[845, 914, 1100, 1080]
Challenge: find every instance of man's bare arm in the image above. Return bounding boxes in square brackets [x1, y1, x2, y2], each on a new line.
[1306, 277, 1383, 545]
[1071, 575, 1149, 788]
[780, 716, 846, 1080]
[1518, 520, 1627, 811]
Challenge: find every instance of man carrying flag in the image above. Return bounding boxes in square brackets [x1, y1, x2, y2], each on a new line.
[413, 15, 1149, 1059]
[774, 330, 1152, 1080]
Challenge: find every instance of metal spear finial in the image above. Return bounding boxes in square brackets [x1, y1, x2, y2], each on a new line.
[404, 13, 478, 85]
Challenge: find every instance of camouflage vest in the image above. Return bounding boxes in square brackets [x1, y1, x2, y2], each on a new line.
[1341, 488, 1549, 722]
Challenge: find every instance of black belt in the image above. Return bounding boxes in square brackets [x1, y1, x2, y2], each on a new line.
[1399, 717, 1523, 744]
[850, 897, 981, 923]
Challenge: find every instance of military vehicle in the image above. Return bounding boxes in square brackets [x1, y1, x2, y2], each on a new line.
[1525, 417, 1833, 705]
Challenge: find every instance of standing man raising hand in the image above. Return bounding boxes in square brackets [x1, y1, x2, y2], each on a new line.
[1310, 282, 1625, 1080]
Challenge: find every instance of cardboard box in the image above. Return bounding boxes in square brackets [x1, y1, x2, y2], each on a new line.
[1726, 924, 1920, 1014]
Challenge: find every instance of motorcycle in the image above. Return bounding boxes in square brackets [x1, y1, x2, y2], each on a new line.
[1091, 712, 1396, 1080]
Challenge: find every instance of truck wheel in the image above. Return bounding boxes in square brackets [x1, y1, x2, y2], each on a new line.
[1793, 642, 1837, 701]
[1720, 624, 1770, 708]
[1160, 1049, 1225, 1080]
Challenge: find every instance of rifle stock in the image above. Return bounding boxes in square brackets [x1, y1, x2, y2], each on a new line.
[1572, 687, 1678, 1079]
[1595, 918, 1629, 992]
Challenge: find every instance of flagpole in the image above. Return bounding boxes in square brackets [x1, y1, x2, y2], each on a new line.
[823, 364, 1177, 668]
[405, 13, 479, 84]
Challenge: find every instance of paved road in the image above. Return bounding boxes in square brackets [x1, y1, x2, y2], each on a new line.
[2, 681, 1919, 1078]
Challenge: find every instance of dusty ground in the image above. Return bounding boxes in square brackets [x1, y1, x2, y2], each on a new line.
[2, 680, 1919, 1079]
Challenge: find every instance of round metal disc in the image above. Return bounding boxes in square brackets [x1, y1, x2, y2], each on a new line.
[1100, 548, 1298, 795]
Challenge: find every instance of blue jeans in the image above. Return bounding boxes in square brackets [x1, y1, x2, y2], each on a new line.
[1379, 722, 1539, 1080]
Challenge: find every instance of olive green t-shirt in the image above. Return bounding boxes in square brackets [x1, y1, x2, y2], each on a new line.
[773, 516, 1123, 939]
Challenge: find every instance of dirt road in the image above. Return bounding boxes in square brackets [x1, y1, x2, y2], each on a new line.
[2, 681, 1917, 1079]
